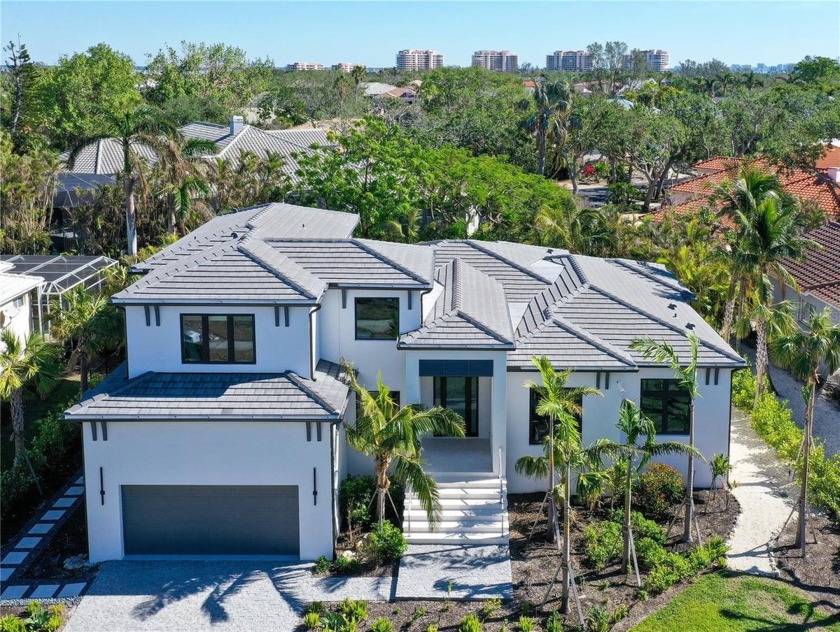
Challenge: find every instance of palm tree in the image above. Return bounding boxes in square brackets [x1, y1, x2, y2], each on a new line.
[630, 333, 705, 543]
[709, 453, 732, 502]
[351, 65, 366, 91]
[51, 287, 124, 393]
[160, 137, 217, 236]
[515, 356, 601, 613]
[0, 331, 61, 472]
[597, 400, 700, 582]
[344, 368, 464, 526]
[521, 77, 572, 176]
[771, 308, 840, 557]
[535, 204, 616, 257]
[67, 105, 180, 256]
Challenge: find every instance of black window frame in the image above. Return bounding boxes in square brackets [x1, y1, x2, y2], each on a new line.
[640, 378, 691, 435]
[433, 376, 479, 437]
[354, 297, 400, 341]
[180, 314, 256, 365]
[528, 388, 583, 445]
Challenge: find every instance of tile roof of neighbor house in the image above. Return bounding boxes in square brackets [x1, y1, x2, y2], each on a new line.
[816, 145, 840, 170]
[782, 221, 840, 309]
[399, 259, 516, 349]
[60, 138, 158, 175]
[65, 360, 348, 421]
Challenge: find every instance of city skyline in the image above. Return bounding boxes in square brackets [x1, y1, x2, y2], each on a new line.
[2, 1, 838, 68]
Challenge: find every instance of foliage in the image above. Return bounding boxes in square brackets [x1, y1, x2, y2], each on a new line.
[370, 618, 394, 632]
[459, 613, 483, 632]
[480, 598, 502, 620]
[586, 603, 627, 632]
[366, 520, 408, 565]
[583, 511, 666, 571]
[332, 555, 362, 576]
[731, 365, 757, 410]
[517, 616, 537, 632]
[545, 611, 564, 632]
[313, 556, 331, 574]
[339, 474, 376, 531]
[338, 598, 368, 624]
[303, 612, 322, 630]
[634, 463, 685, 519]
[0, 601, 65, 632]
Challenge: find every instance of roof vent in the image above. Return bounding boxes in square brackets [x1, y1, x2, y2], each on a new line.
[686, 322, 696, 330]
[668, 302, 677, 310]
[231, 231, 239, 239]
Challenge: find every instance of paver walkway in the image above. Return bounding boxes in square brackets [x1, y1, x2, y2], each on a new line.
[0, 473, 90, 602]
[395, 544, 513, 601]
[726, 409, 797, 575]
[64, 560, 395, 632]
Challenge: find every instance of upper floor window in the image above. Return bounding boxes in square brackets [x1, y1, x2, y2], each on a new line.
[529, 388, 582, 445]
[355, 297, 399, 340]
[12, 297, 24, 309]
[640, 379, 690, 434]
[181, 314, 255, 364]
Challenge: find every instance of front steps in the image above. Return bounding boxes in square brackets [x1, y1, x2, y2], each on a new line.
[404, 476, 509, 545]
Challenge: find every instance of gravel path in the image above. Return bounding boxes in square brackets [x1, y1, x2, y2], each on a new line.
[726, 409, 798, 575]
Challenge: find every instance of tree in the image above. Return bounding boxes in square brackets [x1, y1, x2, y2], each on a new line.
[159, 136, 217, 235]
[351, 65, 366, 90]
[630, 332, 705, 543]
[3, 38, 39, 150]
[521, 76, 572, 176]
[0, 331, 60, 471]
[596, 400, 700, 581]
[514, 356, 601, 613]
[344, 369, 464, 526]
[67, 105, 179, 256]
[770, 308, 840, 557]
[51, 287, 124, 393]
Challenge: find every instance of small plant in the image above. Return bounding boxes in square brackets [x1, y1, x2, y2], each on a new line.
[518, 616, 537, 632]
[314, 556, 331, 574]
[586, 605, 611, 632]
[307, 601, 325, 614]
[321, 612, 347, 632]
[0, 615, 26, 632]
[634, 463, 684, 519]
[425, 626, 439, 632]
[408, 607, 427, 626]
[338, 598, 368, 622]
[546, 610, 564, 632]
[459, 613, 483, 632]
[366, 520, 408, 565]
[304, 612, 323, 630]
[333, 555, 362, 575]
[370, 617, 394, 632]
[709, 454, 732, 499]
[480, 597, 502, 620]
[18, 601, 64, 632]
[521, 601, 534, 616]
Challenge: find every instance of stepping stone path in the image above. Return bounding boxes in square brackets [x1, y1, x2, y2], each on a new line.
[0, 474, 92, 602]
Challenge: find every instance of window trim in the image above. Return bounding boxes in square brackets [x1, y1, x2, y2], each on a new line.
[640, 378, 691, 435]
[528, 387, 583, 445]
[180, 314, 256, 365]
[354, 297, 400, 341]
[433, 376, 479, 437]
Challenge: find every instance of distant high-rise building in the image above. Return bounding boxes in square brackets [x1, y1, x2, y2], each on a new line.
[396, 49, 444, 71]
[637, 49, 669, 72]
[545, 50, 592, 72]
[471, 50, 519, 72]
[333, 63, 366, 73]
[285, 62, 325, 71]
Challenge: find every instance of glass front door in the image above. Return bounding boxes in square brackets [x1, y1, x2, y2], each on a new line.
[433, 376, 479, 437]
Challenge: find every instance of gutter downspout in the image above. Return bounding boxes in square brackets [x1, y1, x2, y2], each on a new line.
[309, 303, 322, 380]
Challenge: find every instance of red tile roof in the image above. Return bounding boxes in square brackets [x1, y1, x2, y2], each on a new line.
[816, 145, 840, 171]
[783, 221, 840, 309]
[693, 156, 745, 174]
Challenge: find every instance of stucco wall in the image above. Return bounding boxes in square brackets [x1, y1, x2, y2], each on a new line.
[82, 420, 334, 561]
[1, 291, 33, 343]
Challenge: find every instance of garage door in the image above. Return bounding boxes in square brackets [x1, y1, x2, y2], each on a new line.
[122, 485, 299, 556]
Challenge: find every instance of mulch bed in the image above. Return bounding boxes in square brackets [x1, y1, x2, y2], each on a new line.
[773, 512, 840, 614]
[347, 600, 519, 631]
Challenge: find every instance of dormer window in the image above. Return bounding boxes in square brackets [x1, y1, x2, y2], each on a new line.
[181, 314, 255, 364]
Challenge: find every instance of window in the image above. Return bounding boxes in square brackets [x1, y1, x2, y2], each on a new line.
[355, 297, 399, 340]
[12, 297, 24, 309]
[529, 388, 583, 445]
[181, 314, 255, 364]
[434, 377, 478, 437]
[640, 379, 691, 434]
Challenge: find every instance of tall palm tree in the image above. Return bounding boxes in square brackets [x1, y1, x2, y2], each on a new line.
[521, 77, 572, 176]
[160, 137, 217, 236]
[0, 331, 61, 471]
[515, 356, 601, 613]
[344, 369, 464, 526]
[771, 308, 840, 557]
[351, 65, 366, 91]
[67, 105, 180, 256]
[535, 204, 616, 257]
[597, 400, 700, 582]
[51, 287, 124, 393]
[630, 333, 705, 543]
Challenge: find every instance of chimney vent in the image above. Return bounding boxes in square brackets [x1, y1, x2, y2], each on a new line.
[230, 115, 244, 136]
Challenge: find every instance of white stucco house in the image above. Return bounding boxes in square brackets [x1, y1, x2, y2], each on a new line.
[0, 262, 42, 343]
[64, 202, 743, 562]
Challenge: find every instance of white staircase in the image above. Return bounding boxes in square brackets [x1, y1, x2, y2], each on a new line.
[404, 475, 509, 545]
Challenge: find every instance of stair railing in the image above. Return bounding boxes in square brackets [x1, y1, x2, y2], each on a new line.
[498, 447, 506, 537]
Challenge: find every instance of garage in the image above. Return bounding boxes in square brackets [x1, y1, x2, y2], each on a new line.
[121, 485, 300, 556]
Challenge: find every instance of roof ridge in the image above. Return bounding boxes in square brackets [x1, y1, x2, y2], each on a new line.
[612, 259, 692, 298]
[454, 310, 513, 345]
[466, 240, 552, 285]
[285, 371, 336, 414]
[451, 258, 463, 311]
[237, 237, 322, 300]
[549, 314, 637, 367]
[352, 239, 429, 285]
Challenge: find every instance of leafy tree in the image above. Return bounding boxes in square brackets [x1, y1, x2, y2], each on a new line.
[788, 56, 840, 86]
[257, 80, 309, 128]
[0, 331, 61, 471]
[625, 107, 687, 211]
[514, 356, 601, 612]
[771, 308, 840, 556]
[344, 369, 464, 526]
[521, 76, 572, 176]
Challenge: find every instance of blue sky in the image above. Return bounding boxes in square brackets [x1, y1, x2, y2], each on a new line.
[2, 1, 839, 68]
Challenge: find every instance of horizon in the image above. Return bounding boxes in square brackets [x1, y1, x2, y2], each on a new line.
[2, 1, 839, 69]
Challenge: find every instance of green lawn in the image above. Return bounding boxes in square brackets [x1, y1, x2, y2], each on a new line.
[633, 571, 840, 631]
[0, 376, 81, 474]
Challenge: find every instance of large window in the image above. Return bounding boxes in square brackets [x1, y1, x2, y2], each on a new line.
[529, 388, 583, 445]
[181, 314, 255, 364]
[640, 379, 691, 434]
[434, 377, 478, 437]
[355, 297, 399, 340]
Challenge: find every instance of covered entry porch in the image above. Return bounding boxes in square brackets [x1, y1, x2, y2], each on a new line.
[421, 437, 494, 474]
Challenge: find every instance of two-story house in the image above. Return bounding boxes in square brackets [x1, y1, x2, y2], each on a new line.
[65, 202, 743, 562]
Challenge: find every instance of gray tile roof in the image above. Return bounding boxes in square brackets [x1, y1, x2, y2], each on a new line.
[65, 360, 348, 421]
[61, 138, 157, 175]
[265, 128, 336, 149]
[267, 239, 434, 288]
[399, 259, 515, 349]
[429, 241, 553, 303]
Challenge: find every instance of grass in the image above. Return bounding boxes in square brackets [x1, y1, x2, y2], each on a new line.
[0, 376, 81, 474]
[633, 571, 840, 631]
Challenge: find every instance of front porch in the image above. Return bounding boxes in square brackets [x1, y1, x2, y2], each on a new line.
[421, 437, 494, 475]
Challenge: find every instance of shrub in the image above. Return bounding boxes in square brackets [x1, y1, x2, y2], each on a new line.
[586, 605, 611, 632]
[643, 552, 693, 594]
[459, 613, 483, 632]
[370, 617, 394, 632]
[307, 601, 325, 614]
[731, 365, 757, 410]
[339, 475, 376, 531]
[635, 536, 668, 570]
[518, 616, 537, 632]
[480, 598, 502, 620]
[366, 520, 407, 565]
[546, 611, 564, 632]
[304, 612, 322, 630]
[583, 520, 622, 570]
[0, 615, 26, 632]
[634, 463, 684, 519]
[314, 556, 331, 574]
[338, 599, 368, 622]
[332, 555, 362, 575]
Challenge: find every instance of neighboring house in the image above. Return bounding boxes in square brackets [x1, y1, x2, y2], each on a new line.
[65, 202, 743, 562]
[0, 262, 43, 342]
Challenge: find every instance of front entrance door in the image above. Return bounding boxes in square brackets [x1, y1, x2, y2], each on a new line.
[433, 376, 479, 437]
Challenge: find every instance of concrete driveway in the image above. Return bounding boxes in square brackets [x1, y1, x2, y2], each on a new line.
[65, 560, 395, 631]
